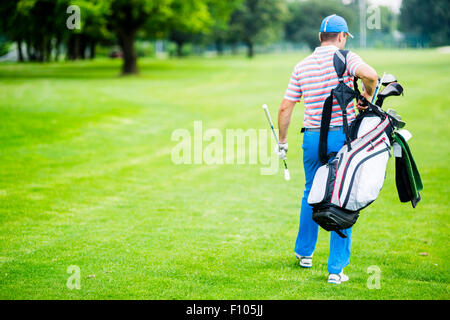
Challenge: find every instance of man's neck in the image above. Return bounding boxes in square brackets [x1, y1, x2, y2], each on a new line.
[321, 42, 339, 47]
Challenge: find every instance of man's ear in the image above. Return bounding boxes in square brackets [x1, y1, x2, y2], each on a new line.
[318, 32, 322, 42]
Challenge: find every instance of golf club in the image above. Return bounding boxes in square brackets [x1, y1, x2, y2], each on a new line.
[376, 82, 404, 107]
[371, 72, 386, 104]
[262, 104, 290, 181]
[387, 108, 406, 128]
[381, 73, 397, 86]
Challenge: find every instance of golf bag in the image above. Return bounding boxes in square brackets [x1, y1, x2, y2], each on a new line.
[307, 50, 394, 238]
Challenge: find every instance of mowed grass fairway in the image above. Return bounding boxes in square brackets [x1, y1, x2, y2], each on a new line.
[0, 50, 449, 299]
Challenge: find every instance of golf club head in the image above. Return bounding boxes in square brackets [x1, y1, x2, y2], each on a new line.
[387, 108, 406, 129]
[382, 74, 397, 86]
[379, 82, 403, 97]
[396, 120, 406, 129]
[386, 108, 402, 120]
[375, 82, 404, 107]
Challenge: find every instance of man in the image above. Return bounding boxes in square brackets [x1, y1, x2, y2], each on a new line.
[276, 14, 378, 284]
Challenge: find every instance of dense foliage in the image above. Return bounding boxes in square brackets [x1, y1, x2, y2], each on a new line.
[0, 0, 448, 73]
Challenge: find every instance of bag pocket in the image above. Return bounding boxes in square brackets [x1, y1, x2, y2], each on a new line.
[342, 147, 390, 210]
[308, 160, 337, 205]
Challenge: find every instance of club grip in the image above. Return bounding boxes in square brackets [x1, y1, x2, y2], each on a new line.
[358, 95, 369, 106]
[284, 168, 290, 181]
[262, 104, 274, 127]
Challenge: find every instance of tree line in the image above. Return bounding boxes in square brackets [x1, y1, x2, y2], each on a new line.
[0, 0, 448, 75]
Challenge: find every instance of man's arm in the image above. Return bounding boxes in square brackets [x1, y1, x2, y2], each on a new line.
[355, 63, 378, 109]
[278, 98, 296, 143]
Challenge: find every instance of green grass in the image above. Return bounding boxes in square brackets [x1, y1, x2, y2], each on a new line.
[0, 50, 449, 299]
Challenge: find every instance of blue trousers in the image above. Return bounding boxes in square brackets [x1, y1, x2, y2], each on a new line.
[294, 127, 352, 274]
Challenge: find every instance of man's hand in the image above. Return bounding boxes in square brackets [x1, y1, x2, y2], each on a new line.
[355, 63, 378, 112]
[275, 142, 288, 160]
[356, 91, 373, 111]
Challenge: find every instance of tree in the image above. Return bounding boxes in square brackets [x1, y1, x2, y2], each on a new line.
[207, 0, 242, 55]
[0, 1, 26, 61]
[284, 0, 355, 50]
[167, 0, 241, 57]
[399, 0, 450, 46]
[107, 0, 212, 74]
[0, 0, 86, 62]
[66, 0, 112, 61]
[167, 0, 212, 57]
[0, 0, 214, 69]
[377, 6, 397, 35]
[106, 0, 164, 74]
[0, 0, 69, 62]
[229, 0, 287, 58]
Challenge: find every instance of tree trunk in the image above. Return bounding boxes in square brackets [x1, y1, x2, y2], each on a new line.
[246, 41, 254, 58]
[37, 35, 48, 62]
[175, 40, 184, 57]
[46, 37, 52, 62]
[26, 40, 33, 61]
[68, 35, 80, 60]
[66, 38, 72, 60]
[17, 40, 24, 62]
[26, 40, 37, 61]
[38, 39, 45, 62]
[215, 40, 224, 56]
[54, 37, 61, 61]
[90, 41, 96, 59]
[118, 31, 138, 75]
[79, 35, 87, 60]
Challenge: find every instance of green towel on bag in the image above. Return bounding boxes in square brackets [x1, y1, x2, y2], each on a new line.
[392, 132, 423, 207]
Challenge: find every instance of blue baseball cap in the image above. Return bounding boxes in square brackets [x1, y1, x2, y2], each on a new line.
[320, 14, 354, 38]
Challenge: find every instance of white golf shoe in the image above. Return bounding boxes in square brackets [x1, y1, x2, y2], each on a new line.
[295, 254, 313, 268]
[328, 272, 349, 284]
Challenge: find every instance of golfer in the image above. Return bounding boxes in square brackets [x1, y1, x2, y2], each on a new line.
[276, 14, 378, 284]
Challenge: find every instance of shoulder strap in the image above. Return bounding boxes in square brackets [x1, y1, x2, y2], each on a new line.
[319, 50, 354, 164]
[334, 50, 352, 150]
[319, 94, 334, 164]
[333, 49, 348, 78]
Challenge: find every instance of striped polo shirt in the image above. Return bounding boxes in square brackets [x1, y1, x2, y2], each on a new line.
[284, 45, 364, 128]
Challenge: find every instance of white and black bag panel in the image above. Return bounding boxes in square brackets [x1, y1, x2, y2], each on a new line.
[341, 143, 390, 211]
[330, 117, 391, 205]
[334, 132, 390, 210]
[349, 111, 384, 140]
[357, 116, 383, 138]
[307, 159, 338, 205]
